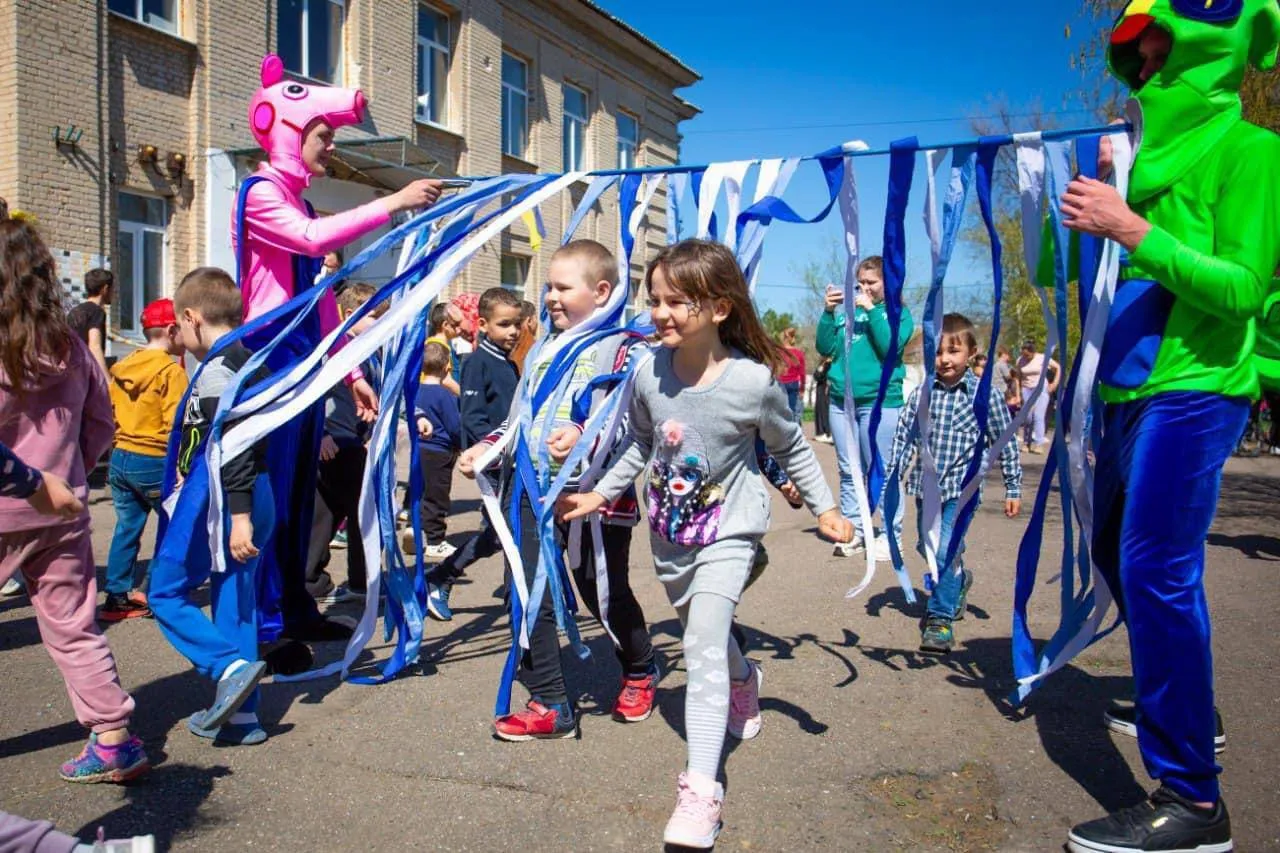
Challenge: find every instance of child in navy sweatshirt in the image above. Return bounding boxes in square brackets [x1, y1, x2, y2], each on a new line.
[425, 287, 523, 619]
[411, 340, 462, 560]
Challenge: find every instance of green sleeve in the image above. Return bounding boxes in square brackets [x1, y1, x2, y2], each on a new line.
[816, 310, 841, 358]
[866, 304, 913, 360]
[1130, 143, 1280, 323]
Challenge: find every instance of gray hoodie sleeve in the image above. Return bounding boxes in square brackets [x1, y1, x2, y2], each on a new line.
[593, 372, 655, 502]
[756, 375, 836, 516]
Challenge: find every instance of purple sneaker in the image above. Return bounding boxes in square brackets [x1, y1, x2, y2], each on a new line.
[59, 733, 150, 784]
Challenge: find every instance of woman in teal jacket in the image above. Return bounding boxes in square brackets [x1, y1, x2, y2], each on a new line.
[816, 255, 914, 560]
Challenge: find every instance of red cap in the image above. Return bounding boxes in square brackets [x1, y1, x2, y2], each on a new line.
[140, 298, 176, 330]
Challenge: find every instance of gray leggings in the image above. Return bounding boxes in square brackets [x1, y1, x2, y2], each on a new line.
[677, 591, 752, 779]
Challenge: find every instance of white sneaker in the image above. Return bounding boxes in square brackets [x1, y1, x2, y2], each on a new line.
[833, 536, 864, 557]
[872, 534, 893, 563]
[663, 772, 723, 849]
[1271, 445, 1280, 456]
[1, 577, 24, 597]
[424, 541, 457, 560]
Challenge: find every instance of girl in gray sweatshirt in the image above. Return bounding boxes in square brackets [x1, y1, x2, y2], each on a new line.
[561, 239, 852, 850]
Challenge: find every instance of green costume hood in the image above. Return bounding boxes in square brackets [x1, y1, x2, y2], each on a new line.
[1108, 0, 1280, 202]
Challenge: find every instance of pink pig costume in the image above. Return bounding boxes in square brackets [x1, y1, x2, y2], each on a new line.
[233, 54, 392, 640]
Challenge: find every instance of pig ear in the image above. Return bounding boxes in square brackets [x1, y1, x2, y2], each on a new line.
[261, 55, 285, 87]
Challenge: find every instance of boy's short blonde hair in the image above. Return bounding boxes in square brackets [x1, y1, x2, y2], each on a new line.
[551, 239, 617, 289]
[422, 340, 451, 377]
[174, 267, 242, 328]
[337, 282, 388, 318]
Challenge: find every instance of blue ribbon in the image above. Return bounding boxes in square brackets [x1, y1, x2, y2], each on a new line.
[938, 140, 1006, 578]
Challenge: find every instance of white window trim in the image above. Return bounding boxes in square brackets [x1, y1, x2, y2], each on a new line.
[117, 193, 168, 336]
[562, 82, 589, 172]
[415, 4, 450, 128]
[109, 0, 179, 34]
[500, 254, 530, 292]
[283, 0, 345, 85]
[501, 52, 529, 159]
[616, 110, 639, 170]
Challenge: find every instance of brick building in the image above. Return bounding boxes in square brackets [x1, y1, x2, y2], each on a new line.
[0, 0, 698, 348]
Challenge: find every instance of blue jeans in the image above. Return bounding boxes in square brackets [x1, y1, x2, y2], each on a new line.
[106, 449, 166, 595]
[150, 466, 275, 714]
[828, 401, 905, 542]
[918, 498, 965, 619]
[1092, 391, 1246, 805]
[782, 381, 803, 423]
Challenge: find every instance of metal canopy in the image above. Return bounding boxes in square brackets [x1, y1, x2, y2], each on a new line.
[227, 136, 446, 190]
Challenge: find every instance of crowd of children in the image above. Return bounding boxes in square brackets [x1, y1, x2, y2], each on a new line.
[0, 186, 1267, 853]
[0, 195, 1097, 850]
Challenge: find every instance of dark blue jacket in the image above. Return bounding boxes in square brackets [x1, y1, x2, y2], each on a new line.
[459, 336, 519, 446]
[415, 383, 461, 454]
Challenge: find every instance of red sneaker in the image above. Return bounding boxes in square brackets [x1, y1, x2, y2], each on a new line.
[612, 672, 657, 723]
[493, 700, 578, 742]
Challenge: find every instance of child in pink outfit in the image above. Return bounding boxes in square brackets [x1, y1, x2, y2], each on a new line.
[0, 218, 149, 784]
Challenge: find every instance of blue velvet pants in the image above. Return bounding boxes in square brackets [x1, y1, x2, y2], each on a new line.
[1092, 391, 1247, 804]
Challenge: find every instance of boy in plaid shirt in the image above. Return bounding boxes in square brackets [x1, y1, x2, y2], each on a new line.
[887, 313, 1022, 654]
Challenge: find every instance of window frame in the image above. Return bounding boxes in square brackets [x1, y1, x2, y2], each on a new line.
[616, 110, 639, 170]
[115, 192, 168, 336]
[108, 0, 179, 34]
[277, 0, 346, 85]
[415, 3, 451, 127]
[501, 52, 530, 159]
[500, 254, 530, 292]
[562, 82, 589, 172]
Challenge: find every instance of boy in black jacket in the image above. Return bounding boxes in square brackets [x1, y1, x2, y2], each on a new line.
[306, 283, 386, 604]
[425, 287, 522, 620]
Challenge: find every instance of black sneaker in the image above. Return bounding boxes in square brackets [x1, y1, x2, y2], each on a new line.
[919, 617, 954, 655]
[1104, 700, 1226, 754]
[1067, 786, 1231, 853]
[99, 592, 151, 622]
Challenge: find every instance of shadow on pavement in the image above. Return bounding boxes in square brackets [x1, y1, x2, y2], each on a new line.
[1206, 532, 1280, 561]
[856, 633, 1148, 813]
[72, 762, 232, 852]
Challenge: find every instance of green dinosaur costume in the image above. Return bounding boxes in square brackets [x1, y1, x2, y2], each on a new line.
[1098, 0, 1280, 402]
[1065, 3, 1280, 848]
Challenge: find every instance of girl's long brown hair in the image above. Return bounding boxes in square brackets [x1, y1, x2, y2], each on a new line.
[0, 219, 72, 396]
[646, 239, 786, 376]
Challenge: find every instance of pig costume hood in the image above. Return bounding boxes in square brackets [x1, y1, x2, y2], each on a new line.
[248, 54, 367, 188]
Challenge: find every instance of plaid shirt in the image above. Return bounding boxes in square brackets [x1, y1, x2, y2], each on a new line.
[888, 370, 1022, 502]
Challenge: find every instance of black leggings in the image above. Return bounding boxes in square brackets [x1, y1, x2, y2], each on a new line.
[510, 494, 654, 705]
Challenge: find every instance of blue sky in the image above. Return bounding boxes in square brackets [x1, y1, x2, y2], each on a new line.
[594, 1, 1113, 318]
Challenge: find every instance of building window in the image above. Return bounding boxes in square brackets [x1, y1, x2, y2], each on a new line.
[617, 111, 639, 170]
[277, 0, 344, 84]
[501, 53, 528, 159]
[500, 254, 529, 292]
[562, 83, 589, 171]
[416, 4, 450, 125]
[108, 0, 178, 32]
[116, 193, 167, 335]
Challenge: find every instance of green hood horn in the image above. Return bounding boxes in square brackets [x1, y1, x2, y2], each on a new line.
[1108, 0, 1280, 201]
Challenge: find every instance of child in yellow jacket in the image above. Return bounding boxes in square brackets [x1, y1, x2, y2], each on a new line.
[101, 298, 187, 621]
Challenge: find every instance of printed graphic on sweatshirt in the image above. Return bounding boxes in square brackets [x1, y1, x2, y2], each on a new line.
[647, 419, 724, 546]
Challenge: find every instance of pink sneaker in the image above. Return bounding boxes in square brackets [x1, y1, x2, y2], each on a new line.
[663, 772, 723, 849]
[728, 660, 763, 739]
